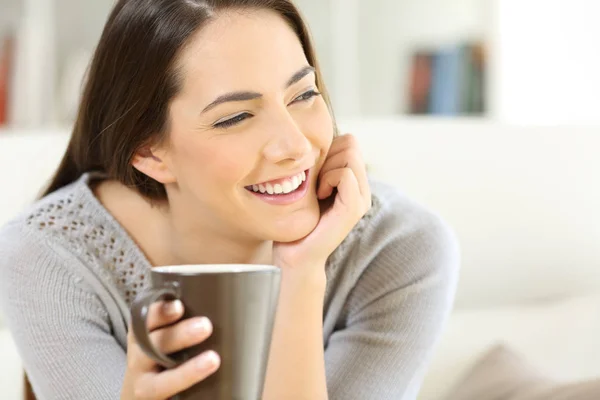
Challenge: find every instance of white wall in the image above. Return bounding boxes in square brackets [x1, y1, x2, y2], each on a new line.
[54, 0, 112, 74]
[493, 0, 600, 125]
[0, 0, 22, 27]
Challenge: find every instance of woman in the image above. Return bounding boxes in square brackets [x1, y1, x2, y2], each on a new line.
[0, 0, 459, 399]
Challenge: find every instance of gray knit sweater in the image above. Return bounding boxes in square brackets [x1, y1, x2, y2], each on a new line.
[0, 173, 459, 400]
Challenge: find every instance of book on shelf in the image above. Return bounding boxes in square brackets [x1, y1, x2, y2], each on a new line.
[0, 33, 15, 127]
[408, 51, 433, 114]
[407, 41, 486, 116]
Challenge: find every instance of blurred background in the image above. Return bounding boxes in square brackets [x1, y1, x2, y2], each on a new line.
[1, 1, 600, 399]
[1, 0, 600, 127]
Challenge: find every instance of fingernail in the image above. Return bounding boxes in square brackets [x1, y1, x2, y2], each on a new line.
[197, 351, 220, 369]
[189, 317, 211, 334]
[163, 300, 183, 316]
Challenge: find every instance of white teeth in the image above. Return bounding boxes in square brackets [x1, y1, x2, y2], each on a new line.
[250, 171, 307, 195]
[282, 181, 293, 194]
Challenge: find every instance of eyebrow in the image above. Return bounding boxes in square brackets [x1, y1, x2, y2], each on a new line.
[285, 65, 316, 88]
[201, 65, 316, 113]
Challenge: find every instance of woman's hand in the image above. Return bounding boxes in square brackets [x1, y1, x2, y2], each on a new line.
[121, 300, 220, 400]
[273, 133, 372, 271]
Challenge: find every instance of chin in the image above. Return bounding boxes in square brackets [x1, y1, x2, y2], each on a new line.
[268, 207, 321, 243]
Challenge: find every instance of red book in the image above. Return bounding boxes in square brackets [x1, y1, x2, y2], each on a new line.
[408, 51, 433, 114]
[0, 34, 14, 127]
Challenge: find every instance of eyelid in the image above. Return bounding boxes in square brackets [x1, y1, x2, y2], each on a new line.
[291, 88, 321, 103]
[214, 111, 248, 126]
[212, 112, 253, 129]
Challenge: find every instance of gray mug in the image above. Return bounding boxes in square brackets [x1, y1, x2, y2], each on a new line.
[131, 264, 281, 400]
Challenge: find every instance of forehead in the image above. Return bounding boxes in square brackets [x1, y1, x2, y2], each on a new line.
[176, 8, 309, 96]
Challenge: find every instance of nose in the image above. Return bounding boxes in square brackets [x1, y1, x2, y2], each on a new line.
[262, 112, 312, 166]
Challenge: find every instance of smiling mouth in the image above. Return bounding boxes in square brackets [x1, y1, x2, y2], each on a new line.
[245, 170, 308, 195]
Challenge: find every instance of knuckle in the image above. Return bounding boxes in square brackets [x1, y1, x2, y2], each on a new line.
[342, 133, 358, 146]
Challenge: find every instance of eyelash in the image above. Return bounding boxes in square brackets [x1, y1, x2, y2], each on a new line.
[213, 89, 322, 129]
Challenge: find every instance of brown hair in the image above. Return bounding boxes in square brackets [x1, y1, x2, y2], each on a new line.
[43, 0, 335, 200]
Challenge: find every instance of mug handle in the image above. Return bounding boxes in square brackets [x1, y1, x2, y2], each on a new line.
[131, 285, 181, 369]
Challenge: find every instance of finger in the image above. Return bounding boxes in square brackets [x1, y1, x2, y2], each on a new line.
[126, 300, 184, 351]
[319, 148, 370, 200]
[317, 168, 361, 214]
[148, 300, 185, 331]
[316, 167, 340, 200]
[126, 299, 184, 370]
[326, 133, 358, 158]
[150, 317, 213, 355]
[127, 300, 184, 349]
[130, 317, 213, 371]
[136, 351, 221, 400]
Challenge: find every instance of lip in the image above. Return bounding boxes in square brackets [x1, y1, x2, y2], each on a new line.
[245, 169, 311, 206]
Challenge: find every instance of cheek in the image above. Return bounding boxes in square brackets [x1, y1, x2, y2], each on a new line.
[299, 99, 335, 149]
[173, 136, 255, 187]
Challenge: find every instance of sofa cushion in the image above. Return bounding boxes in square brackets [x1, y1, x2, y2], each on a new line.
[341, 120, 600, 308]
[444, 344, 600, 400]
[418, 292, 600, 399]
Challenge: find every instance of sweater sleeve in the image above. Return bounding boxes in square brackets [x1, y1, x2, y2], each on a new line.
[0, 226, 126, 400]
[324, 209, 460, 400]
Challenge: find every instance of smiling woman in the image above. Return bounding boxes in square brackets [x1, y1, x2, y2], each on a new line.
[0, 1, 459, 399]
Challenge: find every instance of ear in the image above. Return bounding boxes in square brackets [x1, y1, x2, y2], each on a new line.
[131, 145, 176, 184]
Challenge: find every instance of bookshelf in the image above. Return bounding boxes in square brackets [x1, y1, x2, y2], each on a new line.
[295, 0, 492, 118]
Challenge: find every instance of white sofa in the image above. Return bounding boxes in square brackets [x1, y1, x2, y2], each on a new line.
[1, 119, 599, 399]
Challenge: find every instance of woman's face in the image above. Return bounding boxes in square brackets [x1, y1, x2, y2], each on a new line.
[154, 9, 333, 242]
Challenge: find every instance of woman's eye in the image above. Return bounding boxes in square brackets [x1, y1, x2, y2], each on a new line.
[213, 113, 252, 129]
[292, 89, 321, 104]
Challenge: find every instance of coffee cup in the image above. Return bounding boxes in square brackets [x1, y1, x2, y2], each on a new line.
[131, 264, 281, 400]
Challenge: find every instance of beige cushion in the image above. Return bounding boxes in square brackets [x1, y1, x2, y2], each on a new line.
[444, 344, 600, 400]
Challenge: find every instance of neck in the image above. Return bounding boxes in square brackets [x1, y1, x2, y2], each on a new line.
[95, 179, 273, 268]
[161, 217, 273, 267]
[152, 202, 274, 267]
